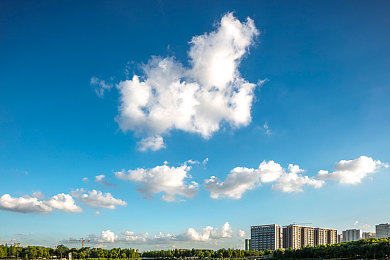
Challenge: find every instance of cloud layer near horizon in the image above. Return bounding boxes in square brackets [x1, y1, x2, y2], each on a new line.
[66, 222, 234, 245]
[108, 13, 259, 151]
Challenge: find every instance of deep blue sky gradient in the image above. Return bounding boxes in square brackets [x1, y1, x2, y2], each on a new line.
[0, 0, 389, 248]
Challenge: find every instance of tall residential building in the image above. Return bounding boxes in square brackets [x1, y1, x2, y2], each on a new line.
[376, 223, 390, 239]
[283, 225, 302, 249]
[301, 226, 315, 247]
[245, 239, 251, 251]
[251, 224, 282, 251]
[327, 229, 338, 245]
[342, 229, 361, 242]
[314, 228, 328, 246]
[362, 232, 376, 239]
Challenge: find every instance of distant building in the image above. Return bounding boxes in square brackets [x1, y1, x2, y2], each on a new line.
[376, 223, 390, 239]
[362, 232, 376, 239]
[245, 239, 251, 251]
[283, 225, 304, 249]
[338, 234, 343, 243]
[342, 229, 360, 242]
[314, 228, 328, 246]
[301, 226, 315, 247]
[282, 225, 337, 249]
[251, 224, 282, 251]
[327, 229, 338, 245]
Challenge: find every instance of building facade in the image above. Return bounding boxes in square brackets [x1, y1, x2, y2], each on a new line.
[245, 239, 251, 251]
[337, 234, 343, 243]
[314, 228, 328, 246]
[301, 226, 315, 247]
[283, 225, 302, 249]
[342, 229, 361, 242]
[376, 223, 390, 239]
[327, 229, 338, 245]
[251, 224, 282, 251]
[362, 232, 376, 239]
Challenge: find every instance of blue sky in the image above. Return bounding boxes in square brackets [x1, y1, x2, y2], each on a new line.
[0, 0, 390, 250]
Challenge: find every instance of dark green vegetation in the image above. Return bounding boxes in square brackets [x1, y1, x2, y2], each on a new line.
[273, 238, 390, 259]
[1, 238, 390, 259]
[0, 245, 139, 259]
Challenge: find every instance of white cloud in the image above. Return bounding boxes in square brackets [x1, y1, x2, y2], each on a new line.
[95, 175, 116, 187]
[317, 156, 388, 184]
[177, 222, 233, 242]
[115, 13, 259, 151]
[82, 177, 89, 183]
[272, 164, 324, 192]
[91, 76, 113, 97]
[205, 160, 324, 198]
[238, 230, 246, 238]
[204, 161, 283, 199]
[71, 189, 127, 209]
[93, 211, 100, 215]
[0, 193, 81, 214]
[100, 230, 118, 243]
[137, 136, 166, 152]
[45, 193, 82, 212]
[115, 162, 198, 202]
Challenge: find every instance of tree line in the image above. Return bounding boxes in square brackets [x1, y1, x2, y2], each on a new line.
[141, 248, 267, 258]
[0, 245, 139, 259]
[1, 237, 390, 259]
[273, 237, 390, 259]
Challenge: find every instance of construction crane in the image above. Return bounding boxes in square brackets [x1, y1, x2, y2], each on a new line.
[69, 238, 90, 248]
[0, 241, 20, 247]
[282, 222, 313, 227]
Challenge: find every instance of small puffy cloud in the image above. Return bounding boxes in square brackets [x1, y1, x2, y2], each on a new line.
[272, 164, 324, 192]
[175, 222, 233, 242]
[115, 162, 198, 202]
[205, 161, 323, 198]
[100, 230, 118, 243]
[93, 211, 100, 215]
[91, 76, 113, 97]
[354, 220, 359, 226]
[82, 177, 89, 183]
[0, 193, 81, 214]
[95, 175, 116, 187]
[114, 13, 259, 151]
[317, 156, 388, 184]
[238, 230, 246, 238]
[137, 136, 166, 152]
[71, 189, 127, 209]
[45, 193, 82, 212]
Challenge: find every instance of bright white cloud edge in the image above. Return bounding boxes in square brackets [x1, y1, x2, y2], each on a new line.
[111, 12, 260, 151]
